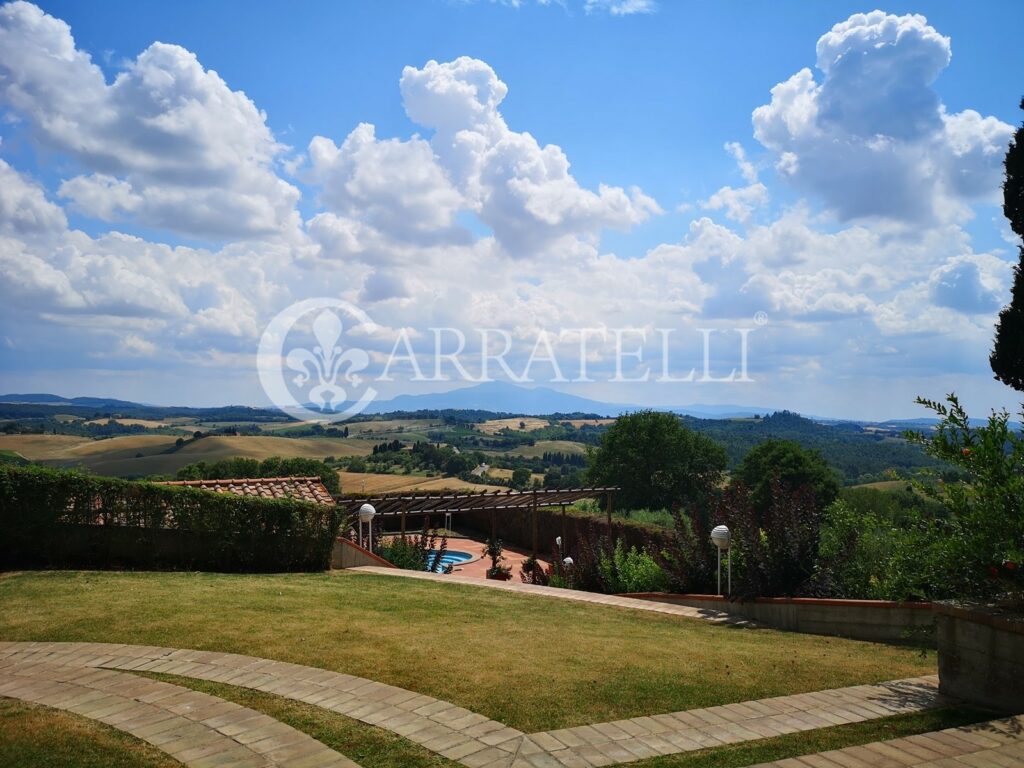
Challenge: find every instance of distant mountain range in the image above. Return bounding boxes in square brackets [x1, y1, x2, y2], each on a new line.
[0, 393, 151, 409]
[1, 384, 1011, 427]
[362, 381, 770, 419]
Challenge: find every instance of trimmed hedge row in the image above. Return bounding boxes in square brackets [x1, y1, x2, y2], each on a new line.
[0, 465, 344, 572]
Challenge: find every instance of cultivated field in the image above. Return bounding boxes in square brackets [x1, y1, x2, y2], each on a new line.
[850, 480, 913, 492]
[338, 471, 505, 495]
[492, 439, 589, 458]
[562, 418, 615, 428]
[485, 467, 545, 484]
[0, 434, 372, 478]
[84, 418, 175, 429]
[476, 417, 550, 434]
[343, 419, 445, 435]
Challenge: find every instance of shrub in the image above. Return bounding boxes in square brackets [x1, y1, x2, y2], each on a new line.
[904, 395, 1024, 603]
[723, 480, 825, 599]
[655, 503, 719, 594]
[374, 521, 450, 572]
[600, 540, 668, 593]
[0, 464, 344, 572]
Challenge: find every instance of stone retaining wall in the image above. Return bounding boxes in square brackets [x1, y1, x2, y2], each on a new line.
[934, 602, 1024, 713]
[331, 537, 397, 569]
[622, 593, 935, 645]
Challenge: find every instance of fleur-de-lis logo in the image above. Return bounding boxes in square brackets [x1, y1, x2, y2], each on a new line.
[285, 310, 369, 411]
[258, 298, 379, 422]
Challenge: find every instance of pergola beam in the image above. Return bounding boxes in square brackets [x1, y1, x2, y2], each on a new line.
[337, 486, 618, 518]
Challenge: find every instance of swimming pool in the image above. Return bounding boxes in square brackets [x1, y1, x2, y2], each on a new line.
[426, 549, 473, 571]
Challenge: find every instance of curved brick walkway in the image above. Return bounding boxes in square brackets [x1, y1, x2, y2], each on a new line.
[0, 655, 356, 768]
[0, 642, 956, 768]
[749, 714, 1024, 768]
[347, 566, 756, 625]
[0, 641, 522, 766]
[521, 676, 947, 767]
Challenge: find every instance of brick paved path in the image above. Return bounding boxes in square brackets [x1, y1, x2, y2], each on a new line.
[521, 677, 946, 767]
[0, 642, 956, 768]
[348, 566, 756, 625]
[748, 714, 1024, 768]
[0, 654, 356, 768]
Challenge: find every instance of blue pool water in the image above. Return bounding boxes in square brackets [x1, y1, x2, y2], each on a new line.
[426, 549, 473, 571]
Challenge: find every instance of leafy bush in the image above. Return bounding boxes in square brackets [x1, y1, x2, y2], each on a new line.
[599, 540, 669, 593]
[0, 464, 344, 572]
[723, 480, 826, 599]
[655, 504, 719, 594]
[903, 395, 1024, 603]
[374, 521, 450, 572]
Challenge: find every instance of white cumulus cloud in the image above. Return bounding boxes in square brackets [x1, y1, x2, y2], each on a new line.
[0, 1, 301, 240]
[752, 10, 1012, 225]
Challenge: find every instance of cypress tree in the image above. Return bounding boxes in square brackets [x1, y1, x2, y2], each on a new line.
[991, 98, 1024, 392]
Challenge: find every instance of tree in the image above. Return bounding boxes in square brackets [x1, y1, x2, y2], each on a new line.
[587, 411, 727, 512]
[510, 467, 531, 490]
[991, 97, 1024, 391]
[737, 439, 839, 519]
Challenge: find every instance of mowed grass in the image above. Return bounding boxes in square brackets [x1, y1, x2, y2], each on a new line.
[0, 571, 934, 733]
[0, 699, 178, 768]
[148, 675, 458, 768]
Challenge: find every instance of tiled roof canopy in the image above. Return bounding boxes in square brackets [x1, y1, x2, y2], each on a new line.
[158, 477, 335, 506]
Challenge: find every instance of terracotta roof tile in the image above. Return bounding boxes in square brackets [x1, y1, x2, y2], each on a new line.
[157, 477, 335, 506]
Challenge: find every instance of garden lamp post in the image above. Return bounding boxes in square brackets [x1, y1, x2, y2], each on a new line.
[358, 503, 376, 552]
[710, 525, 731, 596]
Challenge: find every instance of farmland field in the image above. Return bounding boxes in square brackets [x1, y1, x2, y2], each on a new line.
[84, 417, 177, 429]
[490, 439, 589, 458]
[0, 434, 372, 478]
[338, 470, 505, 494]
[476, 417, 550, 433]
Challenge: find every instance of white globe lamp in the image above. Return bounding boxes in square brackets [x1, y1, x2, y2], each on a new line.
[710, 525, 732, 595]
[358, 503, 376, 550]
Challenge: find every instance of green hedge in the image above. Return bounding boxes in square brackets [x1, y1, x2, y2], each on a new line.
[0, 465, 344, 572]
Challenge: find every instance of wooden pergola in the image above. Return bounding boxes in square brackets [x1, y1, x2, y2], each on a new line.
[337, 487, 617, 557]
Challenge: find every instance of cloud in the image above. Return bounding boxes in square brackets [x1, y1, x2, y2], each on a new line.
[702, 183, 768, 223]
[0, 1, 301, 240]
[398, 56, 661, 256]
[752, 10, 1012, 225]
[0, 2, 1016, 416]
[584, 0, 656, 15]
[0, 159, 67, 237]
[307, 123, 467, 244]
[928, 255, 1007, 314]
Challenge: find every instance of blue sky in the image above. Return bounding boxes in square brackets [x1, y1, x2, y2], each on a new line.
[0, 0, 1022, 419]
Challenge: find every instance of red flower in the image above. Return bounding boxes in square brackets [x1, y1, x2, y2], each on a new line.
[1005, 561, 1018, 571]
[961, 448, 971, 456]
[988, 566, 1000, 578]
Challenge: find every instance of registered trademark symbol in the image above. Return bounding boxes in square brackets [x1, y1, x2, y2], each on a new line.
[754, 311, 769, 326]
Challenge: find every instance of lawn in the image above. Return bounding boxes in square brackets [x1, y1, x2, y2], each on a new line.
[0, 699, 178, 768]
[0, 571, 934, 733]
